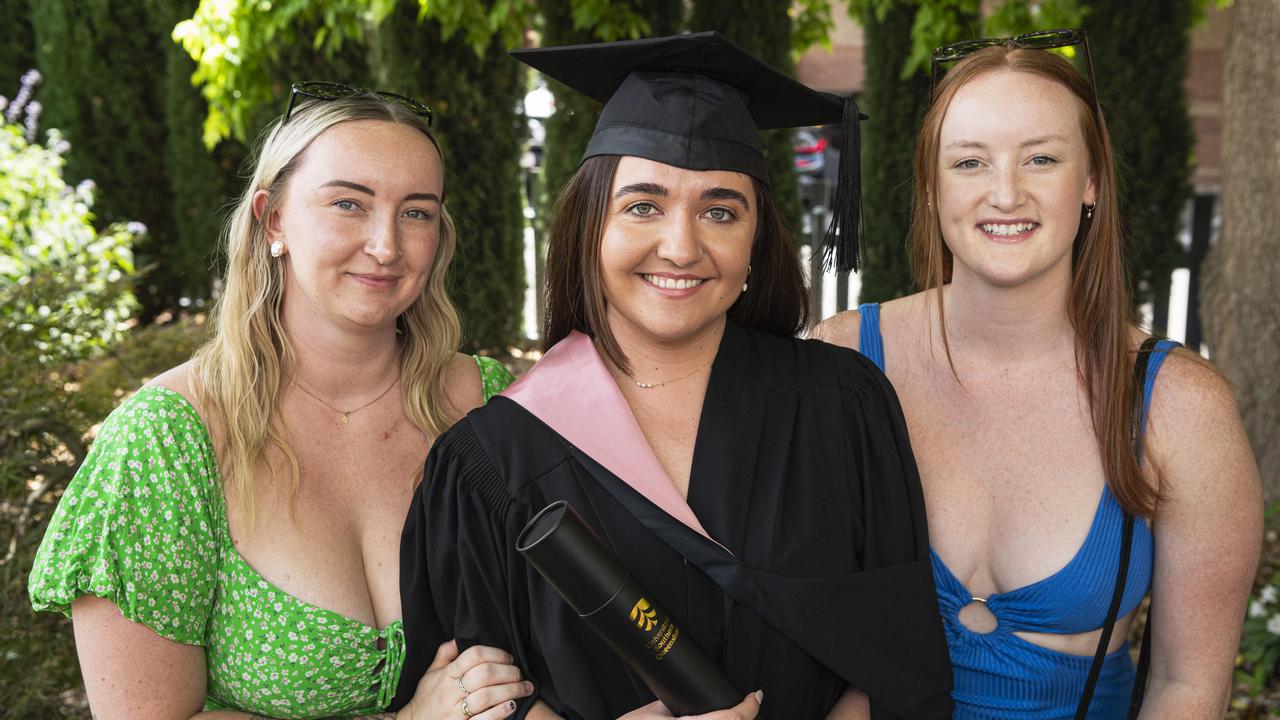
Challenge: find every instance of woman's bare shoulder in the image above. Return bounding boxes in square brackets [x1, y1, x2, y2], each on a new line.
[1143, 342, 1259, 502]
[809, 293, 924, 351]
[145, 361, 201, 409]
[442, 351, 486, 418]
[810, 310, 861, 349]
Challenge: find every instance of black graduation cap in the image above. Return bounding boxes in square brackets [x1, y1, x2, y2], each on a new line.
[512, 31, 866, 272]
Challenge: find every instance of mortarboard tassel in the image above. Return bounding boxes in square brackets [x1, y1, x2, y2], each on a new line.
[823, 96, 863, 273]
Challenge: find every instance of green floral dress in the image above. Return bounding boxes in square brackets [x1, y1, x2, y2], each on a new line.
[29, 356, 515, 719]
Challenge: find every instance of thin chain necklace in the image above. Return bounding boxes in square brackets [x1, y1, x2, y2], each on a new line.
[626, 360, 712, 389]
[293, 372, 400, 425]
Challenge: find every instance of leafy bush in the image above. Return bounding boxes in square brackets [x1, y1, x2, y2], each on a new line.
[1239, 570, 1280, 696]
[0, 71, 141, 718]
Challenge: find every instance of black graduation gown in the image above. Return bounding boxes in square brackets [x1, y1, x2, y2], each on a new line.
[392, 322, 953, 719]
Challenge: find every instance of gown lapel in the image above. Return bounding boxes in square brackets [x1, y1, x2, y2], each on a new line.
[502, 331, 715, 543]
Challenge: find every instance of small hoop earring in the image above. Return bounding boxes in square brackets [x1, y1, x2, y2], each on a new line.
[270, 240, 286, 258]
[1085, 204, 1095, 221]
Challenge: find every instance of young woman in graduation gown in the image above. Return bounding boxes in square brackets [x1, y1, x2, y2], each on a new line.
[393, 34, 953, 720]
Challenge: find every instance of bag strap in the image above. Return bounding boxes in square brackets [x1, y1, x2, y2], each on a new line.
[1074, 337, 1161, 720]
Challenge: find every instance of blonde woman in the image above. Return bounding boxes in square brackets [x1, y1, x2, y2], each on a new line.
[29, 85, 531, 720]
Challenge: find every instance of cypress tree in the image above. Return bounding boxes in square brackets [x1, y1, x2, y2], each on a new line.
[539, 0, 600, 205]
[688, 0, 802, 232]
[373, 2, 526, 352]
[0, 0, 33, 93]
[151, 0, 240, 305]
[857, 2, 931, 302]
[1082, 0, 1195, 318]
[33, 0, 178, 317]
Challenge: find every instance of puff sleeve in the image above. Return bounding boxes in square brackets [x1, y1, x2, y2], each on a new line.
[28, 387, 222, 646]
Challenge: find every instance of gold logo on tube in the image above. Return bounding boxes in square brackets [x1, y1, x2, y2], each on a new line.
[630, 597, 658, 632]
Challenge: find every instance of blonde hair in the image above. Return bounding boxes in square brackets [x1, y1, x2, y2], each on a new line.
[909, 46, 1158, 517]
[191, 95, 462, 529]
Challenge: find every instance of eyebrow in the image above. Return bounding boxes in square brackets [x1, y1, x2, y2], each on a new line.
[701, 187, 750, 209]
[943, 134, 1071, 151]
[613, 182, 750, 209]
[320, 179, 440, 204]
[614, 182, 667, 199]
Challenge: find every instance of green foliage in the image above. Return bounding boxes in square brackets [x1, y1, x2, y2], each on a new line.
[174, 0, 539, 147]
[790, 0, 836, 54]
[0, 99, 140, 718]
[856, 1, 930, 302]
[1083, 0, 1195, 312]
[1237, 502, 1280, 701]
[1240, 573, 1280, 696]
[689, 0, 802, 233]
[173, 0, 393, 147]
[983, 0, 1085, 36]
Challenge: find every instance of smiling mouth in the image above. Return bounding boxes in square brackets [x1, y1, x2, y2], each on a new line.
[642, 274, 706, 290]
[980, 222, 1039, 237]
[350, 273, 400, 287]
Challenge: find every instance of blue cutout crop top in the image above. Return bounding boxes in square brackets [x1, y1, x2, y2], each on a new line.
[856, 303, 1175, 719]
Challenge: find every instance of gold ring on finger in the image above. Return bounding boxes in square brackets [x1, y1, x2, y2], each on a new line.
[458, 676, 469, 695]
[462, 698, 473, 718]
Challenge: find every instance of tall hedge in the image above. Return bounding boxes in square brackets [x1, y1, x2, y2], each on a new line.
[0, 0, 32, 94]
[688, 0, 802, 232]
[374, 1, 526, 352]
[857, 2, 932, 302]
[152, 0, 240, 305]
[32, 0, 180, 317]
[1083, 0, 1195, 317]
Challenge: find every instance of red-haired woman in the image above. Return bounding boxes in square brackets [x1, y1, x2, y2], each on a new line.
[816, 33, 1261, 719]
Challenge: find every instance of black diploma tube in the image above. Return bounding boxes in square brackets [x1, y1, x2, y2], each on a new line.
[516, 500, 743, 716]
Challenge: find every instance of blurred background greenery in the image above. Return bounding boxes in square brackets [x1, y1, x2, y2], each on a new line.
[2, 0, 1277, 716]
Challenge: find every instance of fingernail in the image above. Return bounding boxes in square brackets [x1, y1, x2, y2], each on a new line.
[525, 681, 535, 693]
[754, 690, 764, 704]
[508, 700, 517, 710]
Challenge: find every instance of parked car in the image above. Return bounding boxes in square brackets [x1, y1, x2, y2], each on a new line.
[793, 128, 828, 176]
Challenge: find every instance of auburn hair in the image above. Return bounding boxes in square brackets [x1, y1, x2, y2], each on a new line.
[542, 155, 809, 372]
[909, 45, 1158, 517]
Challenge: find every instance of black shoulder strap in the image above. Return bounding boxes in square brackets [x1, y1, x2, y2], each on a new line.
[1074, 337, 1161, 720]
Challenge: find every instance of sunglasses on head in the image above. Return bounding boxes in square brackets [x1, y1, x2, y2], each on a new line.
[929, 28, 1096, 103]
[284, 80, 434, 126]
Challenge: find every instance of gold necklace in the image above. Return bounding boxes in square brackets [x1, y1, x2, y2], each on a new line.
[627, 360, 712, 389]
[293, 373, 400, 424]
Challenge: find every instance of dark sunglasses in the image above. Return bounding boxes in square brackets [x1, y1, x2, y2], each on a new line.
[284, 81, 434, 126]
[930, 28, 1096, 102]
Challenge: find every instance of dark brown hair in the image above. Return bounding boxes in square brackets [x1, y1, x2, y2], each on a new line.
[909, 45, 1157, 517]
[543, 155, 809, 372]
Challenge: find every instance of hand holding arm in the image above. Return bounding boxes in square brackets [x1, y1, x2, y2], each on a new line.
[396, 640, 533, 720]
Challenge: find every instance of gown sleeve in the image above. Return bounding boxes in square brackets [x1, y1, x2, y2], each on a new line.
[837, 350, 953, 719]
[394, 418, 539, 715]
[27, 387, 221, 646]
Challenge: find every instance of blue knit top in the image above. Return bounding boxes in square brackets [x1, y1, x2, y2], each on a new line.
[856, 302, 1174, 719]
